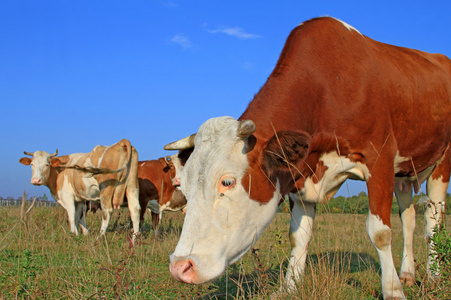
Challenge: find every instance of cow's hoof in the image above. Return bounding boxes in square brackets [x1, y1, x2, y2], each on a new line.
[399, 275, 415, 287]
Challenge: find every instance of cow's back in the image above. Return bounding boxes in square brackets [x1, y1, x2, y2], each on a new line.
[242, 17, 451, 174]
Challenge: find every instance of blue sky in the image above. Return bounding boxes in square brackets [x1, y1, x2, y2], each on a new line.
[1, 1, 450, 199]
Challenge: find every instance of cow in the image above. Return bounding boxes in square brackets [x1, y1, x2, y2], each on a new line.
[19, 139, 141, 243]
[137, 148, 192, 237]
[164, 17, 451, 299]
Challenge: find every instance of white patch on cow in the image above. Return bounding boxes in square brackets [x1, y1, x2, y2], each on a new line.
[58, 175, 80, 234]
[160, 200, 186, 213]
[425, 175, 448, 276]
[97, 144, 111, 167]
[301, 17, 362, 36]
[394, 151, 410, 173]
[283, 194, 316, 291]
[140, 162, 146, 167]
[81, 175, 100, 200]
[331, 17, 362, 35]
[170, 153, 184, 186]
[300, 152, 370, 203]
[170, 116, 281, 284]
[366, 213, 405, 299]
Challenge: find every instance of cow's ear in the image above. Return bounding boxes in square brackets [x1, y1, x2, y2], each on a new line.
[158, 157, 169, 166]
[19, 157, 32, 165]
[262, 130, 311, 177]
[50, 158, 62, 167]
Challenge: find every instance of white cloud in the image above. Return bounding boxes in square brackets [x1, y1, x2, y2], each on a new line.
[159, 0, 178, 8]
[207, 26, 261, 40]
[170, 34, 192, 49]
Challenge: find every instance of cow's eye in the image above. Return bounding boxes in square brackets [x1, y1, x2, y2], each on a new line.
[218, 176, 236, 194]
[221, 178, 235, 187]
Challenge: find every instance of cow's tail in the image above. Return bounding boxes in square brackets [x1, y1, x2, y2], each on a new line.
[111, 139, 135, 209]
[65, 164, 126, 175]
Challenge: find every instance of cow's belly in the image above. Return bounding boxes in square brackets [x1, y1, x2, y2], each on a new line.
[76, 176, 101, 201]
[299, 153, 370, 203]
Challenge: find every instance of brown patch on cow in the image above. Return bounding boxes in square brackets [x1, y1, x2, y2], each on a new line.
[158, 157, 172, 173]
[373, 229, 391, 251]
[312, 161, 328, 184]
[348, 153, 365, 164]
[431, 145, 451, 182]
[135, 157, 187, 230]
[261, 130, 311, 196]
[19, 157, 32, 165]
[241, 168, 277, 204]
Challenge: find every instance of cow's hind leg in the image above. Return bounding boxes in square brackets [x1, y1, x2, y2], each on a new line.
[394, 181, 416, 286]
[282, 193, 316, 292]
[151, 211, 161, 239]
[126, 186, 141, 244]
[75, 201, 89, 236]
[425, 158, 450, 277]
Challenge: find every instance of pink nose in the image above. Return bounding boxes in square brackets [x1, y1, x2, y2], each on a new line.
[31, 178, 42, 185]
[173, 178, 181, 186]
[169, 259, 198, 284]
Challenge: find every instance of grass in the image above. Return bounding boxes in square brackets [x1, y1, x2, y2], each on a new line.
[0, 204, 449, 299]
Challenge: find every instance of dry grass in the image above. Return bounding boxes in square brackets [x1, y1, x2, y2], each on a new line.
[0, 204, 449, 299]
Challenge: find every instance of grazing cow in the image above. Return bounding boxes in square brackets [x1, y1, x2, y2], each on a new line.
[138, 148, 192, 236]
[20, 139, 141, 242]
[164, 17, 450, 299]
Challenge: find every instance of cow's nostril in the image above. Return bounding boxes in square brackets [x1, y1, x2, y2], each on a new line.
[170, 258, 197, 283]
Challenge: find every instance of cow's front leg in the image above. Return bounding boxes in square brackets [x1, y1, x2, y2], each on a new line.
[75, 201, 89, 236]
[99, 201, 112, 236]
[367, 170, 405, 300]
[61, 196, 79, 235]
[282, 193, 316, 292]
[394, 181, 416, 286]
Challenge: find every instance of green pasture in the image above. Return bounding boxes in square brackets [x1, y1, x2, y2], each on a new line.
[0, 200, 449, 299]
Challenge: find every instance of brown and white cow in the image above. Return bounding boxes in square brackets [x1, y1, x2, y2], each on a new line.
[137, 148, 192, 236]
[164, 17, 450, 299]
[86, 149, 191, 234]
[20, 139, 141, 242]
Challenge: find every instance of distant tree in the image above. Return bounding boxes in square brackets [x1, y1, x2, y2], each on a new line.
[43, 194, 48, 201]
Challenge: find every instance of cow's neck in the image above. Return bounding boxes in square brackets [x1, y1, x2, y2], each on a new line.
[47, 155, 72, 200]
[46, 166, 60, 199]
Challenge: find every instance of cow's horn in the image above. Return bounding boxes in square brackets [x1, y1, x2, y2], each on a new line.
[164, 155, 172, 165]
[23, 151, 34, 156]
[237, 120, 256, 138]
[164, 134, 196, 150]
[49, 149, 58, 157]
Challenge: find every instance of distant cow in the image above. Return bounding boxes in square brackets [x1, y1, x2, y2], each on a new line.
[165, 17, 450, 299]
[20, 139, 141, 242]
[138, 148, 192, 236]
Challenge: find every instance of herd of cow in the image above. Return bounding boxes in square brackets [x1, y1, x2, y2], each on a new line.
[19, 17, 450, 299]
[19, 138, 193, 244]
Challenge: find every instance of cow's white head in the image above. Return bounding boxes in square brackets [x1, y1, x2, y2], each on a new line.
[165, 116, 311, 284]
[19, 150, 60, 185]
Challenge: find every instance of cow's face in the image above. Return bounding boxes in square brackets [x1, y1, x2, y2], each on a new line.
[168, 116, 305, 284]
[19, 151, 60, 186]
[167, 154, 183, 188]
